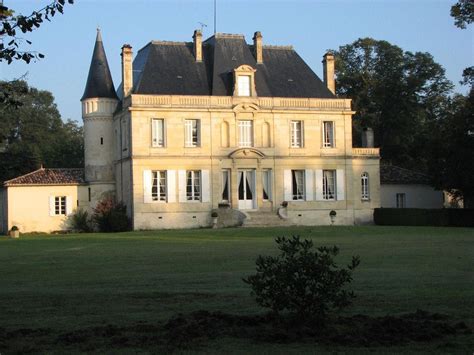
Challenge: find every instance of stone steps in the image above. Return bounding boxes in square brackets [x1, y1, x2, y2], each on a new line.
[242, 211, 291, 228]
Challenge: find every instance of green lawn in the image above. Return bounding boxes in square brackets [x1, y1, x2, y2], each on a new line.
[1, 226, 473, 353]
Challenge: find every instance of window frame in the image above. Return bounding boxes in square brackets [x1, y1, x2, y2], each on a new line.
[322, 170, 336, 200]
[322, 121, 335, 148]
[262, 169, 272, 201]
[184, 119, 200, 147]
[361, 172, 370, 200]
[221, 169, 231, 203]
[237, 75, 251, 96]
[238, 120, 253, 147]
[396, 193, 406, 208]
[291, 170, 305, 201]
[186, 170, 201, 201]
[152, 118, 165, 148]
[290, 120, 303, 148]
[151, 170, 167, 202]
[54, 196, 67, 215]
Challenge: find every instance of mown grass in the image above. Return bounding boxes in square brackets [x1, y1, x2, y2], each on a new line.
[0, 226, 473, 353]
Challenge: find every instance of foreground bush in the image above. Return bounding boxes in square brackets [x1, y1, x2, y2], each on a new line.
[70, 208, 93, 232]
[93, 197, 131, 232]
[243, 236, 360, 324]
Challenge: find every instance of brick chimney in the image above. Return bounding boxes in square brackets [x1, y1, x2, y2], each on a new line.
[121, 44, 133, 98]
[193, 29, 202, 62]
[322, 52, 335, 94]
[253, 31, 263, 63]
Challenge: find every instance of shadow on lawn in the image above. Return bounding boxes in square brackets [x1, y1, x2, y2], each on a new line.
[0, 310, 470, 353]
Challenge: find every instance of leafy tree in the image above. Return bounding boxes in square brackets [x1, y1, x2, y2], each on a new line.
[0, 80, 83, 182]
[451, 0, 474, 29]
[93, 196, 131, 233]
[333, 38, 453, 171]
[243, 236, 360, 324]
[1, 0, 74, 64]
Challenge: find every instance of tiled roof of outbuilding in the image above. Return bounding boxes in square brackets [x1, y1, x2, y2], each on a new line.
[380, 165, 432, 185]
[4, 168, 85, 186]
[126, 33, 335, 99]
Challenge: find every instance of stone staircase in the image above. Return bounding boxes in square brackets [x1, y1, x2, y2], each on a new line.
[242, 210, 292, 228]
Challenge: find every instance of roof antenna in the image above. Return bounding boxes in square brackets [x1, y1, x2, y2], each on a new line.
[214, 0, 217, 34]
[198, 22, 207, 33]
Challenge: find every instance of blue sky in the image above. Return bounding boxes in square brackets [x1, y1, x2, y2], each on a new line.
[1, 0, 473, 123]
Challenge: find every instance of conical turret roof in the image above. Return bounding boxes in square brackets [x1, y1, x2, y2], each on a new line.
[81, 29, 118, 101]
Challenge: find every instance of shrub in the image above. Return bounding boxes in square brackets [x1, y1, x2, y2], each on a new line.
[374, 208, 474, 227]
[10, 225, 19, 231]
[93, 197, 131, 232]
[70, 208, 93, 232]
[243, 236, 360, 325]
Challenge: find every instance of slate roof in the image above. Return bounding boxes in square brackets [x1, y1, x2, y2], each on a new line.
[127, 33, 335, 98]
[82, 29, 118, 100]
[4, 168, 85, 186]
[380, 165, 432, 185]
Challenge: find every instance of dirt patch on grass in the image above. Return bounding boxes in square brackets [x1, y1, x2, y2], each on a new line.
[0, 310, 470, 352]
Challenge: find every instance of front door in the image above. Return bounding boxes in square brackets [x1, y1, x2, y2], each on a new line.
[238, 170, 256, 210]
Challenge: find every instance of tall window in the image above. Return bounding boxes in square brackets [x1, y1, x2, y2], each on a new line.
[152, 119, 165, 147]
[292, 170, 305, 200]
[323, 170, 336, 200]
[152, 171, 167, 201]
[396, 193, 406, 208]
[55, 196, 66, 215]
[361, 172, 369, 200]
[185, 119, 200, 147]
[222, 170, 230, 202]
[323, 121, 334, 147]
[238, 75, 251, 96]
[186, 170, 201, 201]
[262, 170, 272, 200]
[290, 121, 303, 148]
[238, 120, 253, 147]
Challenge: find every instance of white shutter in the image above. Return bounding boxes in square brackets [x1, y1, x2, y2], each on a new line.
[143, 170, 152, 203]
[178, 170, 187, 202]
[337, 169, 345, 201]
[305, 169, 314, 201]
[167, 170, 176, 203]
[315, 169, 323, 201]
[283, 170, 292, 201]
[66, 196, 73, 215]
[201, 170, 210, 203]
[49, 196, 55, 216]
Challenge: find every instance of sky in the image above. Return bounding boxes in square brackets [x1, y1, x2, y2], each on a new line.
[1, 0, 473, 123]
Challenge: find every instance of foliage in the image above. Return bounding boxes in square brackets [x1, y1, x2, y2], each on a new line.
[243, 236, 360, 323]
[10, 225, 19, 231]
[333, 38, 453, 171]
[0, 80, 83, 183]
[93, 197, 131, 233]
[450, 0, 474, 29]
[374, 208, 474, 227]
[69, 208, 93, 232]
[0, 0, 74, 64]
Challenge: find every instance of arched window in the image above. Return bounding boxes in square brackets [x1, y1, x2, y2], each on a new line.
[361, 172, 369, 200]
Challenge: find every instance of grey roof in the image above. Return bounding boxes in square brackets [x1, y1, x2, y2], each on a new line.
[82, 29, 118, 101]
[129, 33, 335, 98]
[380, 165, 432, 185]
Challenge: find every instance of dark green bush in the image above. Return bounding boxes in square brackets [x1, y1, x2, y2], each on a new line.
[70, 208, 93, 232]
[243, 236, 360, 324]
[93, 197, 131, 232]
[374, 208, 474, 227]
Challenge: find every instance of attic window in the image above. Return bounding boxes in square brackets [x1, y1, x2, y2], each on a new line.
[233, 65, 257, 97]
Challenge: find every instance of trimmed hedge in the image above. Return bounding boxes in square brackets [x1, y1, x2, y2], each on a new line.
[374, 208, 474, 227]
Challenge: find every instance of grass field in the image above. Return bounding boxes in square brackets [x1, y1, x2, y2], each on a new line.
[1, 226, 473, 353]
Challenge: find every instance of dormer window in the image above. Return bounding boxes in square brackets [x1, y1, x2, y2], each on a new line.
[233, 65, 257, 97]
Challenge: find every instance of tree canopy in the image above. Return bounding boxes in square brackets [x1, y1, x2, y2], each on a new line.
[450, 0, 474, 29]
[333, 38, 453, 171]
[0, 80, 83, 183]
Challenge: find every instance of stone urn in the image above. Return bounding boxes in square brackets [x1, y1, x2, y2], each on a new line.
[329, 210, 337, 225]
[211, 211, 219, 228]
[9, 226, 20, 238]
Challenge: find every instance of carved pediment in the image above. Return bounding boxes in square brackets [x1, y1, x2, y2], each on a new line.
[229, 148, 265, 159]
[235, 64, 256, 73]
[232, 102, 260, 112]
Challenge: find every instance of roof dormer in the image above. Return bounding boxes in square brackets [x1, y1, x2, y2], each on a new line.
[233, 65, 257, 97]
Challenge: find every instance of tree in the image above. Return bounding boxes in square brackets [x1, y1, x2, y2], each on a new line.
[0, 80, 83, 182]
[243, 236, 360, 325]
[1, 0, 74, 64]
[333, 38, 453, 171]
[451, 0, 474, 29]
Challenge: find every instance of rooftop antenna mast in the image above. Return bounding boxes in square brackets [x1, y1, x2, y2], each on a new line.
[198, 22, 207, 32]
[214, 0, 217, 34]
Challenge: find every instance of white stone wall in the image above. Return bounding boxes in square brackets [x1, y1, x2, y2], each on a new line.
[380, 184, 444, 209]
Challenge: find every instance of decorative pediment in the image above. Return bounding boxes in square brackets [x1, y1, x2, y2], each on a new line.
[234, 64, 256, 73]
[229, 148, 265, 159]
[232, 103, 259, 112]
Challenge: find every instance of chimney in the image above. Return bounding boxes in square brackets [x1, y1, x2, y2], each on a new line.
[253, 31, 263, 63]
[193, 29, 202, 62]
[322, 52, 335, 94]
[362, 128, 374, 148]
[121, 44, 133, 98]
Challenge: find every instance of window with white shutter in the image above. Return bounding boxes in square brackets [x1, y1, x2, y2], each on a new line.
[238, 120, 253, 147]
[185, 119, 200, 147]
[323, 121, 334, 148]
[290, 121, 303, 148]
[152, 119, 165, 147]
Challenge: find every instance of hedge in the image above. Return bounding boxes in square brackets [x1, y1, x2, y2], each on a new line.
[374, 208, 474, 227]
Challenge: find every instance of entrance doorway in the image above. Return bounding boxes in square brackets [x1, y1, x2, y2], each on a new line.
[238, 170, 256, 210]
